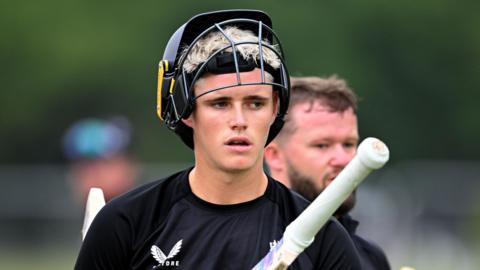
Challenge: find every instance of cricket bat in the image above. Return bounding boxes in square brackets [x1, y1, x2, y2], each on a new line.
[252, 137, 390, 269]
[81, 187, 106, 240]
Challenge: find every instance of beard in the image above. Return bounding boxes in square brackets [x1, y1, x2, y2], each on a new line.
[286, 161, 356, 217]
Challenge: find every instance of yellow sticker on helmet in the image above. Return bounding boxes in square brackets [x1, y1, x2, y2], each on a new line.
[157, 60, 168, 120]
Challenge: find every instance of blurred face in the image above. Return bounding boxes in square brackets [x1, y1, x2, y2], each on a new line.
[72, 155, 137, 202]
[282, 101, 358, 215]
[183, 69, 277, 173]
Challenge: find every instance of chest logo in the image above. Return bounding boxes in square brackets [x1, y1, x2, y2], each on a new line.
[151, 239, 183, 268]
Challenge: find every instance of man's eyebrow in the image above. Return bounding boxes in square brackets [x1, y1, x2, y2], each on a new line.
[243, 95, 270, 100]
[348, 137, 360, 143]
[202, 96, 231, 102]
[201, 94, 270, 102]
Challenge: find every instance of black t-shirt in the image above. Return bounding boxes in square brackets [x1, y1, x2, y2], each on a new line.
[338, 215, 391, 270]
[75, 168, 361, 270]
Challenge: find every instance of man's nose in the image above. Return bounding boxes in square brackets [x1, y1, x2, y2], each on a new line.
[229, 105, 247, 130]
[330, 145, 354, 168]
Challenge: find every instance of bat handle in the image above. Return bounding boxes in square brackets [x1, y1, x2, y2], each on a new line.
[81, 187, 106, 240]
[357, 137, 390, 170]
[255, 137, 390, 269]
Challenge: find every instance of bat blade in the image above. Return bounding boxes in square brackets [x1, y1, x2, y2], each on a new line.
[81, 187, 106, 240]
[253, 137, 390, 269]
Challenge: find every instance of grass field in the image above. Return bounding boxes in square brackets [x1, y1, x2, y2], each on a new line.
[0, 245, 77, 270]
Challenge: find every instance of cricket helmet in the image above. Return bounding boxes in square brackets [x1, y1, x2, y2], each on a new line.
[156, 9, 290, 148]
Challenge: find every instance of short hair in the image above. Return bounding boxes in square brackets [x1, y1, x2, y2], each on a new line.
[180, 26, 281, 74]
[277, 75, 358, 140]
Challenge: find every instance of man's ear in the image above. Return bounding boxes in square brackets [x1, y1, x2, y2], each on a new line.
[264, 141, 283, 172]
[265, 141, 291, 187]
[271, 91, 280, 124]
[182, 116, 193, 128]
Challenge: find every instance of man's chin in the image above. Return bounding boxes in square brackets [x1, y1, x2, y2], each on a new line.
[219, 158, 258, 173]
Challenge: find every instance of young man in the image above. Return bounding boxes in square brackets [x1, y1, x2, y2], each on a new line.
[75, 10, 361, 269]
[264, 75, 391, 270]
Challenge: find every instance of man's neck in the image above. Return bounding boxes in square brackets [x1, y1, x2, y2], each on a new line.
[188, 164, 268, 205]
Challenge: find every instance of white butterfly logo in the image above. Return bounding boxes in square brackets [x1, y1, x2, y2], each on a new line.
[151, 239, 183, 266]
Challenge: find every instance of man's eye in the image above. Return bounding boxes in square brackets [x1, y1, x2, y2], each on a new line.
[315, 144, 329, 149]
[344, 142, 357, 149]
[248, 100, 265, 109]
[212, 101, 228, 108]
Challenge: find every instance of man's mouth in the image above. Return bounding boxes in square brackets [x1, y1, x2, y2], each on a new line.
[225, 137, 252, 151]
[326, 174, 339, 185]
[227, 140, 249, 146]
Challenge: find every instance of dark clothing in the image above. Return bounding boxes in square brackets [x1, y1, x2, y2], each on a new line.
[338, 215, 391, 270]
[75, 168, 361, 270]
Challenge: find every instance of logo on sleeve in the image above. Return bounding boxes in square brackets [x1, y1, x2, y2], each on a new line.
[151, 239, 183, 268]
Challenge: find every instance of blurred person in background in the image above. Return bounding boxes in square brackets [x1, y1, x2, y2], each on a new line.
[264, 75, 391, 270]
[62, 116, 138, 202]
[75, 10, 361, 269]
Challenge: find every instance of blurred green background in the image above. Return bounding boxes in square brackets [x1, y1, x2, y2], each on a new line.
[1, 0, 479, 269]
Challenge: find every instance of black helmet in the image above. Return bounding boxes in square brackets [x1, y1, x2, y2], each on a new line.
[156, 9, 290, 149]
